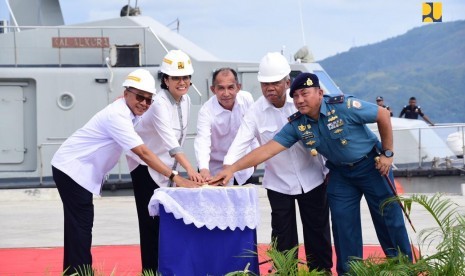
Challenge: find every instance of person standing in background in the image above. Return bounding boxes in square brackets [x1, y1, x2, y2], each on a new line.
[376, 96, 393, 116]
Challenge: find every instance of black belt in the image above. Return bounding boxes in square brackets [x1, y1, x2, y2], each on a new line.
[338, 147, 378, 167]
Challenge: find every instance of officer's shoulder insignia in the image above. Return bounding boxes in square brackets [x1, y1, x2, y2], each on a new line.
[352, 100, 362, 109]
[325, 94, 345, 104]
[287, 111, 302, 122]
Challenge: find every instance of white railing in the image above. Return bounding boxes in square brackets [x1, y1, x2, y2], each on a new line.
[370, 123, 465, 169]
[0, 24, 203, 98]
[36, 124, 465, 184]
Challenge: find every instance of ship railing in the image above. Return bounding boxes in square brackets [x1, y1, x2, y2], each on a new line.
[1, 24, 204, 100]
[370, 123, 465, 170]
[37, 125, 465, 184]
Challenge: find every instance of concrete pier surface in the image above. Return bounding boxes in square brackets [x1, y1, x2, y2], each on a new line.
[1, 186, 465, 252]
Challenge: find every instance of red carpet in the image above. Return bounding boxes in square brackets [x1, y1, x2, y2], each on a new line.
[0, 244, 389, 275]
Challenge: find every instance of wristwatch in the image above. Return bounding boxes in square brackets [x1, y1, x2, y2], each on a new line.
[169, 170, 179, 181]
[382, 149, 394, 158]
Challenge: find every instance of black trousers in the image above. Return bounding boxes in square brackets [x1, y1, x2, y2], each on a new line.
[130, 165, 160, 273]
[267, 183, 333, 271]
[52, 166, 94, 275]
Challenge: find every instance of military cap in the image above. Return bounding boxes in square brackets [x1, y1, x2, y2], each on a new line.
[290, 72, 320, 98]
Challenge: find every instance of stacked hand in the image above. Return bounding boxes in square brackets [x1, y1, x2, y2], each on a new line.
[199, 168, 213, 182]
[174, 175, 204, 188]
[186, 169, 205, 183]
[208, 165, 234, 186]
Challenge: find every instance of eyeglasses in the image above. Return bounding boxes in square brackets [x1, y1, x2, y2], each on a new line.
[126, 88, 153, 105]
[169, 76, 191, 82]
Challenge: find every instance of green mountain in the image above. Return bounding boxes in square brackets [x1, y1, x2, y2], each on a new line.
[319, 20, 465, 123]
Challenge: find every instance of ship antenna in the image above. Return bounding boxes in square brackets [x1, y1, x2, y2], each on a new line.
[298, 0, 306, 46]
[126, 0, 131, 16]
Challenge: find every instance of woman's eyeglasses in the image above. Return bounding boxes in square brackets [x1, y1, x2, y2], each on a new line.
[169, 76, 191, 82]
[126, 88, 154, 105]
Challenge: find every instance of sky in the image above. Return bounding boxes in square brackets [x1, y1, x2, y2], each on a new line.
[1, 0, 465, 62]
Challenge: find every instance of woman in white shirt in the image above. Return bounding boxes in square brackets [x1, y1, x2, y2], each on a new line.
[127, 50, 203, 273]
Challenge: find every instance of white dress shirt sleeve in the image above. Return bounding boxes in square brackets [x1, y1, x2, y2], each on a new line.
[242, 91, 260, 151]
[194, 104, 213, 170]
[106, 107, 144, 151]
[224, 108, 258, 165]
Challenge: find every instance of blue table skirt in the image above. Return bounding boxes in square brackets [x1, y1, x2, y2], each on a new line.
[158, 206, 259, 276]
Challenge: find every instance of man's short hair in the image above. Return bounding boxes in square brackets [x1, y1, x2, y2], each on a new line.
[212, 68, 239, 86]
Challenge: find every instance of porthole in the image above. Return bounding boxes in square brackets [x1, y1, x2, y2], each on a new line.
[57, 92, 75, 110]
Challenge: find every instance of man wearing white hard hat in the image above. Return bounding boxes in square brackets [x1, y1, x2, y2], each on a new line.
[127, 50, 203, 273]
[222, 53, 333, 272]
[51, 69, 200, 275]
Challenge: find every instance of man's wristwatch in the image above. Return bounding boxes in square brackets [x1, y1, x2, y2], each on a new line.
[382, 149, 394, 158]
[169, 170, 179, 181]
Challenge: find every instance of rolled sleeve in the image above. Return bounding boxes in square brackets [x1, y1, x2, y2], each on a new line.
[169, 147, 183, 157]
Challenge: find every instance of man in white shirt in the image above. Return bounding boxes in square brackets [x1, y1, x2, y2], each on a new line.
[222, 53, 333, 272]
[194, 68, 256, 186]
[51, 69, 200, 275]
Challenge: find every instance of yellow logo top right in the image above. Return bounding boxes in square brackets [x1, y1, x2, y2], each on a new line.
[423, 2, 442, 22]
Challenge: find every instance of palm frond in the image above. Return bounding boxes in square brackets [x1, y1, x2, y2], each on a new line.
[355, 193, 465, 275]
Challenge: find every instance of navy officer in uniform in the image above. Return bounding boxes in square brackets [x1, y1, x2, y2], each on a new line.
[210, 72, 412, 275]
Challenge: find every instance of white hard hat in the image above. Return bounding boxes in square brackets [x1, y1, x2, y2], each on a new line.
[160, 50, 194, 76]
[257, 52, 291, 83]
[122, 69, 156, 94]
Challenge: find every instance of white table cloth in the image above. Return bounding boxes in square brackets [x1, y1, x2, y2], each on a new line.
[148, 184, 260, 231]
